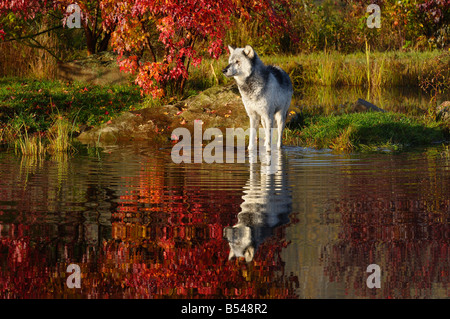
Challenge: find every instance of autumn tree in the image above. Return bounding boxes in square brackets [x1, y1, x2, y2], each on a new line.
[0, 0, 59, 58]
[58, 0, 116, 55]
[102, 0, 292, 97]
[1, 0, 292, 96]
[0, 0, 116, 57]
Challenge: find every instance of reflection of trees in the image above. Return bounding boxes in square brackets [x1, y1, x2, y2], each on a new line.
[0, 148, 299, 298]
[322, 152, 450, 298]
[106, 157, 298, 298]
[0, 153, 115, 298]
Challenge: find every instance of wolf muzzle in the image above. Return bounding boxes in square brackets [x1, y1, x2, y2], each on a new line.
[222, 65, 231, 76]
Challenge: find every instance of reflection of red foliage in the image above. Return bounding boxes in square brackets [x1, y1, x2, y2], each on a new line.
[106, 162, 297, 298]
[0, 225, 49, 298]
[101, 228, 295, 299]
[323, 155, 450, 298]
[0, 158, 298, 298]
[0, 226, 296, 298]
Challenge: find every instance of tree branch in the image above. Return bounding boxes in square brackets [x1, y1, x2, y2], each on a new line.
[28, 37, 62, 62]
[1, 25, 63, 43]
[93, 0, 101, 49]
[140, 19, 157, 63]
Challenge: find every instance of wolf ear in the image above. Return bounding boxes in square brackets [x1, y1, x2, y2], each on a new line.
[227, 45, 235, 54]
[243, 45, 255, 59]
[228, 250, 236, 260]
[244, 246, 254, 263]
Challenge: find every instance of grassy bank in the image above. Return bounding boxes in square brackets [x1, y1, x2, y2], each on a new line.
[188, 50, 449, 94]
[1, 49, 449, 154]
[0, 78, 142, 131]
[285, 111, 448, 152]
[0, 77, 143, 154]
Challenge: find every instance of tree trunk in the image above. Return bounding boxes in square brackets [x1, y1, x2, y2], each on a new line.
[84, 26, 96, 55]
[179, 57, 190, 96]
[98, 32, 111, 52]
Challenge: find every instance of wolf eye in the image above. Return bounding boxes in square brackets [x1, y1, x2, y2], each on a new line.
[235, 60, 240, 65]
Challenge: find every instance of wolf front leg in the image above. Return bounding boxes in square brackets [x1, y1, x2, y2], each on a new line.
[261, 116, 274, 152]
[248, 114, 260, 151]
[274, 111, 286, 149]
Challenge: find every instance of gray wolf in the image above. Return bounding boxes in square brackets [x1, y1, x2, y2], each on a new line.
[222, 45, 293, 151]
[223, 150, 292, 262]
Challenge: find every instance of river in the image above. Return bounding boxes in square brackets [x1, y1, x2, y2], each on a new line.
[0, 142, 448, 298]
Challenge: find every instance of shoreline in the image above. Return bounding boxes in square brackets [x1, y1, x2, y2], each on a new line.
[1, 49, 449, 155]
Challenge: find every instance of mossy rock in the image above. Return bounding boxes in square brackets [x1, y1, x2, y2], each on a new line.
[77, 110, 168, 144]
[173, 83, 248, 131]
[436, 101, 450, 123]
[77, 83, 248, 144]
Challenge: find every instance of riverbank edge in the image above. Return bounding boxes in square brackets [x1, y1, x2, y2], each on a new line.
[0, 77, 449, 155]
[74, 84, 449, 154]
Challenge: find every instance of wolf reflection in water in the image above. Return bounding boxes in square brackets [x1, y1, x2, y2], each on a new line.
[224, 150, 292, 262]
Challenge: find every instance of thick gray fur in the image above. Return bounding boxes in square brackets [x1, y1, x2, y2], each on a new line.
[222, 45, 293, 150]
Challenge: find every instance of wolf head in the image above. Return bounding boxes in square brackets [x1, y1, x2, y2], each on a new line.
[223, 224, 255, 262]
[222, 45, 258, 79]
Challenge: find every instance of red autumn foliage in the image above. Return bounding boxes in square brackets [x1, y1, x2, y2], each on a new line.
[102, 0, 292, 97]
[1, 0, 292, 96]
[0, 162, 297, 299]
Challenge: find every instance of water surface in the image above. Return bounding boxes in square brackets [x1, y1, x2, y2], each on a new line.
[0, 144, 448, 298]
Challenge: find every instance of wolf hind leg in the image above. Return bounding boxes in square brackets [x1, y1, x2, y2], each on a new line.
[274, 110, 286, 149]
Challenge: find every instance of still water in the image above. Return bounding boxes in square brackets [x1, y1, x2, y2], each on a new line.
[0, 143, 449, 299]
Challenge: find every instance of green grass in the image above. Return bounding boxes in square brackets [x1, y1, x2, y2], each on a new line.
[0, 77, 143, 134]
[46, 115, 76, 154]
[12, 121, 46, 156]
[193, 49, 448, 92]
[0, 77, 143, 154]
[2, 115, 77, 155]
[1, 49, 448, 154]
[285, 111, 446, 152]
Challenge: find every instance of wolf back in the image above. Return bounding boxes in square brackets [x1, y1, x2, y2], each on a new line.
[240, 64, 292, 100]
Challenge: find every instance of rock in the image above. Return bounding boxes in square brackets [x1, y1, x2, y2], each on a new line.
[436, 101, 450, 122]
[77, 105, 181, 143]
[172, 83, 247, 131]
[77, 83, 248, 144]
[348, 98, 385, 113]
